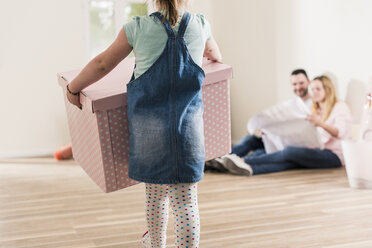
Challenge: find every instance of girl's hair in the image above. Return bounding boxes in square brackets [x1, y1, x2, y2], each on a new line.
[311, 75, 338, 121]
[155, 0, 182, 26]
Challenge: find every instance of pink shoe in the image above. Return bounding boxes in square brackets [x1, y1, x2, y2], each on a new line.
[54, 143, 73, 160]
[141, 231, 151, 248]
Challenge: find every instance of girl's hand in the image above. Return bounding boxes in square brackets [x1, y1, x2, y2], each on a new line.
[203, 38, 222, 63]
[306, 114, 322, 126]
[66, 87, 82, 109]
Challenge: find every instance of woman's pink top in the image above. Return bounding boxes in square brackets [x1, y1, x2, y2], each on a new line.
[317, 101, 353, 165]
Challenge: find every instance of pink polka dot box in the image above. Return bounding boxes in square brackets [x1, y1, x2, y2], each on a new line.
[57, 58, 232, 193]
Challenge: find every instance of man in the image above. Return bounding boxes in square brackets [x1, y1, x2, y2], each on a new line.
[205, 69, 311, 174]
[291, 69, 312, 107]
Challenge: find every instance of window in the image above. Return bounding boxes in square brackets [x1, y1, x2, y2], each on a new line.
[86, 0, 149, 60]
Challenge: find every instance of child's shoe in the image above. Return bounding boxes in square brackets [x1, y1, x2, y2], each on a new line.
[141, 231, 151, 248]
[54, 143, 73, 160]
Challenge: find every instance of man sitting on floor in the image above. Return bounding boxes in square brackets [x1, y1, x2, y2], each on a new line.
[205, 68, 312, 173]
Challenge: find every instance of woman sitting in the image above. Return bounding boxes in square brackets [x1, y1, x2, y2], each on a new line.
[211, 75, 352, 176]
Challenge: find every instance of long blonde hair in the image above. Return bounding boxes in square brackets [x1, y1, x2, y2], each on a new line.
[155, 0, 185, 26]
[311, 75, 338, 121]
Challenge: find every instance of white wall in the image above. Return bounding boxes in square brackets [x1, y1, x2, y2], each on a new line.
[188, 0, 213, 21]
[211, 0, 278, 143]
[0, 0, 86, 157]
[2, 0, 371, 157]
[207, 0, 372, 142]
[275, 0, 372, 123]
[0, 0, 215, 158]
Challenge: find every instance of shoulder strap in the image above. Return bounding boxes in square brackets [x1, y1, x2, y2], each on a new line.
[177, 12, 190, 38]
[150, 12, 175, 38]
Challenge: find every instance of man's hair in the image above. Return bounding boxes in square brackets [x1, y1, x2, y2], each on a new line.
[291, 69, 308, 80]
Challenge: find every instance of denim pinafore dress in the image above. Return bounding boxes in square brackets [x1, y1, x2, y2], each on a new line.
[126, 12, 206, 184]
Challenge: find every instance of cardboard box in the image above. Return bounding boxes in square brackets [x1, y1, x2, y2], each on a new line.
[58, 58, 232, 193]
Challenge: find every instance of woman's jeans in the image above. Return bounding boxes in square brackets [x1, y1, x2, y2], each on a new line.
[231, 135, 342, 175]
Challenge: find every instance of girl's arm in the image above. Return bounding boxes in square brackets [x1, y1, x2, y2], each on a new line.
[68, 28, 133, 93]
[203, 38, 222, 63]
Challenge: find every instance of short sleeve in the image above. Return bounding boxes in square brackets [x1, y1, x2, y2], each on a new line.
[196, 14, 212, 42]
[123, 16, 140, 47]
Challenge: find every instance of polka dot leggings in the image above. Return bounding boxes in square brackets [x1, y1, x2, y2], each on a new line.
[145, 183, 200, 248]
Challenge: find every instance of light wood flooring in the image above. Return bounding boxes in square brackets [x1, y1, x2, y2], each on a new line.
[1, 157, 372, 248]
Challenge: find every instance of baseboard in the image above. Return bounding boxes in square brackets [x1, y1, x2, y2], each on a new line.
[0, 149, 55, 159]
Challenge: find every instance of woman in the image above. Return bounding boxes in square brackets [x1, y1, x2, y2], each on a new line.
[219, 75, 352, 175]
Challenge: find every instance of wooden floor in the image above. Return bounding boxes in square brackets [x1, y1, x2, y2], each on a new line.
[1, 158, 372, 248]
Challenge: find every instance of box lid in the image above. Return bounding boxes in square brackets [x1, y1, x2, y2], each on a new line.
[58, 57, 232, 113]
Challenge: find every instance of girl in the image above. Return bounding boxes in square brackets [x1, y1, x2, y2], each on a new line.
[219, 75, 352, 175]
[66, 0, 221, 247]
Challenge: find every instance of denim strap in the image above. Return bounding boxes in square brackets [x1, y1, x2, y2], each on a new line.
[151, 12, 175, 38]
[177, 12, 190, 38]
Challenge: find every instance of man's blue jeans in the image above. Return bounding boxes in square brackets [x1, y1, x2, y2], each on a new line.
[231, 135, 342, 175]
[231, 135, 265, 157]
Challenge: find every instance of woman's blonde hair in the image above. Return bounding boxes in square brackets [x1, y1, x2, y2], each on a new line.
[155, 0, 184, 26]
[310, 75, 338, 121]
